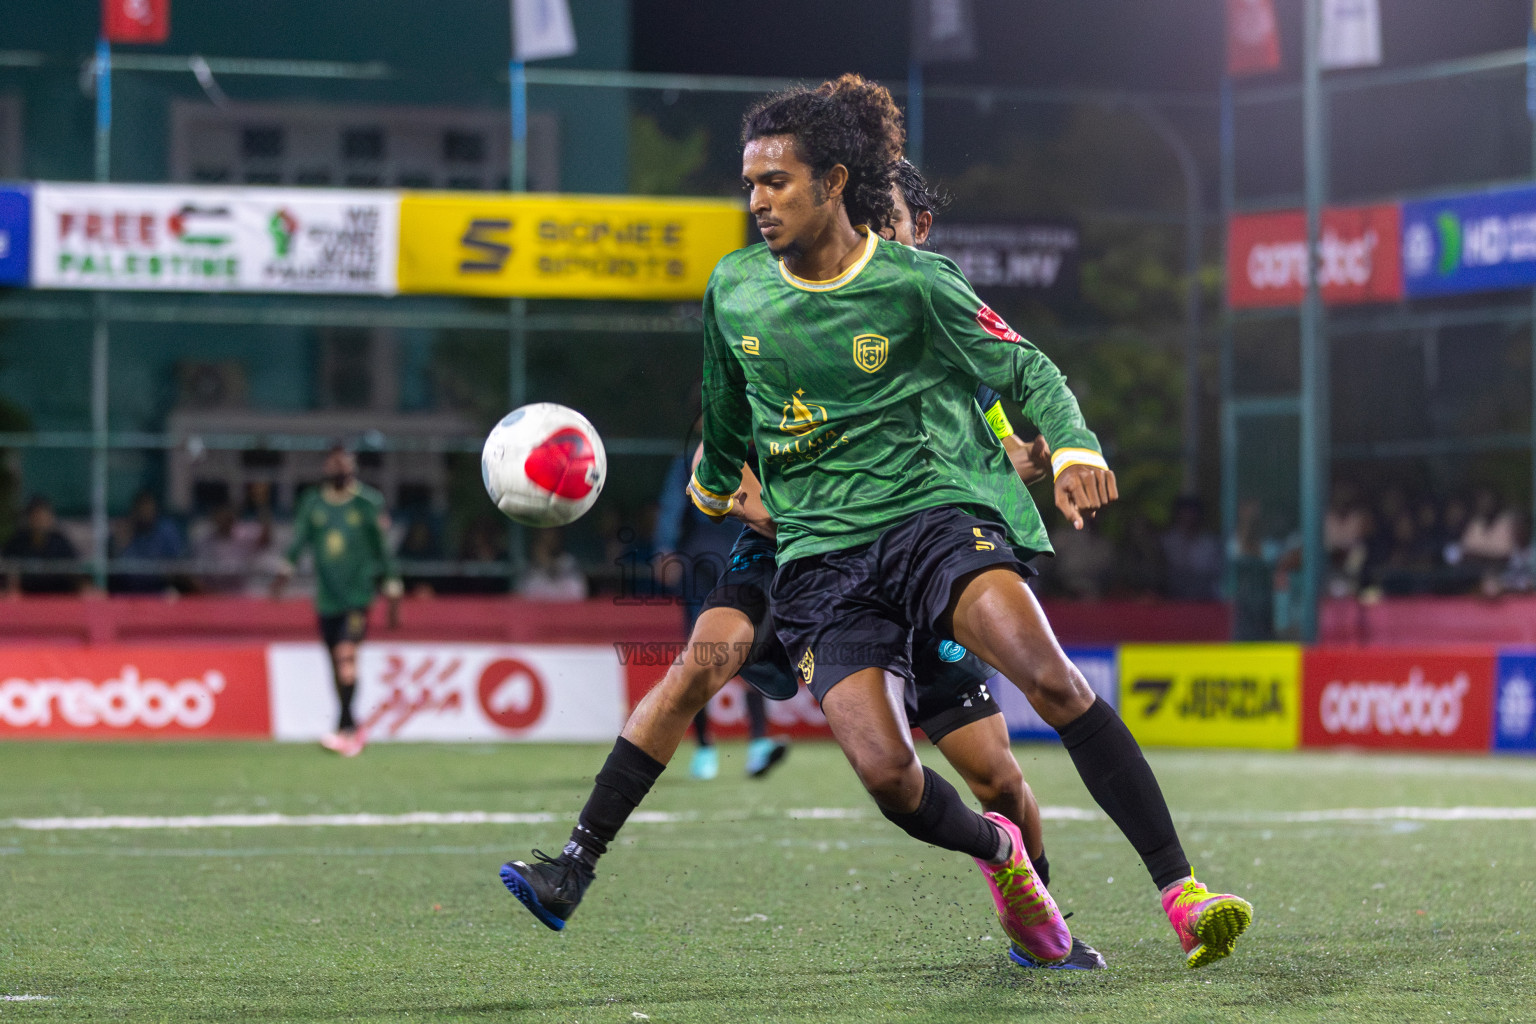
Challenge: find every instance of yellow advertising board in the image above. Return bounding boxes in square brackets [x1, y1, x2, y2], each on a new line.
[1118, 644, 1302, 750]
[397, 192, 745, 300]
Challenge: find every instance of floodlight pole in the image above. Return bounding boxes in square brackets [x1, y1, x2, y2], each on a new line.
[1218, 77, 1238, 611]
[1298, 0, 1329, 642]
[506, 57, 529, 586]
[90, 37, 112, 590]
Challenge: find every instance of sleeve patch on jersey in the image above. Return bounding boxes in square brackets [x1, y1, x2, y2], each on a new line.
[976, 304, 1023, 343]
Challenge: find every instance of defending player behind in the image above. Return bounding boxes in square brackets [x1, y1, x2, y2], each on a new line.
[272, 444, 403, 757]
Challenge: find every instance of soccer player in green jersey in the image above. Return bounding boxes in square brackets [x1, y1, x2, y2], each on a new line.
[272, 444, 402, 757]
[498, 158, 1104, 969]
[684, 75, 1251, 970]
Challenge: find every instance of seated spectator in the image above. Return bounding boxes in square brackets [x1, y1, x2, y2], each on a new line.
[1161, 497, 1220, 600]
[112, 489, 187, 594]
[1500, 514, 1535, 594]
[438, 515, 509, 595]
[518, 527, 588, 602]
[191, 500, 264, 594]
[1042, 519, 1114, 600]
[1462, 487, 1518, 566]
[398, 517, 446, 595]
[2, 495, 84, 595]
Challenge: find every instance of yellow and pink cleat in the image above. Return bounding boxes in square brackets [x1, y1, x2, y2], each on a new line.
[973, 811, 1072, 965]
[1162, 878, 1253, 969]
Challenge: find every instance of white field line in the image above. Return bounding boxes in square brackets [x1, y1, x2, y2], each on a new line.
[1, 995, 51, 1002]
[4, 805, 1536, 832]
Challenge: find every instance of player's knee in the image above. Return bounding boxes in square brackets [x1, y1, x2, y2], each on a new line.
[1016, 659, 1092, 718]
[850, 747, 921, 807]
[973, 760, 1026, 815]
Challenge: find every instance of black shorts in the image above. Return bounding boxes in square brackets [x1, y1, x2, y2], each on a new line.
[318, 608, 370, 650]
[907, 636, 1002, 744]
[699, 527, 798, 700]
[771, 506, 1033, 702]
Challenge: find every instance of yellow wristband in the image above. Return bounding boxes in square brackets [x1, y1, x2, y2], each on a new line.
[687, 476, 734, 520]
[1051, 447, 1109, 480]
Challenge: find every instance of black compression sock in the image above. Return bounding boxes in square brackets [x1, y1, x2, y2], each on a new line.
[1058, 697, 1190, 890]
[880, 766, 1001, 861]
[1033, 850, 1050, 890]
[692, 708, 711, 746]
[746, 688, 768, 740]
[564, 737, 666, 870]
[335, 683, 357, 732]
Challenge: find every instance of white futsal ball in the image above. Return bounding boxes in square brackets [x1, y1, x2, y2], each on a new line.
[481, 403, 607, 527]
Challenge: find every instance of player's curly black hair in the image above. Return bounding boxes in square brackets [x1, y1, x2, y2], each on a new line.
[892, 159, 951, 225]
[741, 73, 905, 233]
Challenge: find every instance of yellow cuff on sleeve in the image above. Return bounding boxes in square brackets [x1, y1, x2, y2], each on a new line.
[1051, 447, 1109, 480]
[982, 402, 1015, 441]
[687, 476, 735, 520]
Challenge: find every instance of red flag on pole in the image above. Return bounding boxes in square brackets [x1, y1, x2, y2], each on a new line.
[1227, 0, 1281, 76]
[103, 0, 170, 45]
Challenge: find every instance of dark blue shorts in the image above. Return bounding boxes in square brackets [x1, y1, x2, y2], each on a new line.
[768, 506, 1031, 711]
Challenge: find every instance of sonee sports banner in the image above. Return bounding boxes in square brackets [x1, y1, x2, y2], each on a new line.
[395, 192, 745, 300]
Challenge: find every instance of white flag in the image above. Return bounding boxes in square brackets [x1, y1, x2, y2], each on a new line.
[512, 0, 577, 62]
[1319, 0, 1381, 70]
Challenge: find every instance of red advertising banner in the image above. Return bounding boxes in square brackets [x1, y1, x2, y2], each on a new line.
[1302, 648, 1495, 752]
[103, 0, 170, 44]
[1228, 204, 1403, 309]
[623, 661, 833, 741]
[1227, 0, 1282, 76]
[0, 647, 269, 739]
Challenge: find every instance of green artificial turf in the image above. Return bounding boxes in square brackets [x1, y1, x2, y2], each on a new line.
[2, 741, 1534, 1022]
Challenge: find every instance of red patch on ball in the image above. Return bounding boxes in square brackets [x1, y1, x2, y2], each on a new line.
[523, 428, 597, 500]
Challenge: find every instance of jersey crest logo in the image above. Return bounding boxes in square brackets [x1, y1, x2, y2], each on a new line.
[741, 335, 760, 355]
[798, 648, 815, 686]
[937, 640, 967, 663]
[779, 389, 828, 436]
[976, 304, 1023, 343]
[852, 333, 889, 373]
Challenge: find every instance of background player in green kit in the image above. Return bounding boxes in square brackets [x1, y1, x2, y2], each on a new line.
[273, 444, 402, 757]
[688, 75, 1252, 970]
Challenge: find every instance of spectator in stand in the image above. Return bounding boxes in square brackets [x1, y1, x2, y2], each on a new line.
[517, 527, 588, 602]
[1043, 517, 1115, 600]
[1161, 497, 1221, 601]
[444, 516, 510, 595]
[1500, 513, 1535, 594]
[112, 489, 187, 594]
[2, 495, 85, 595]
[398, 517, 446, 596]
[191, 500, 265, 594]
[1461, 487, 1518, 569]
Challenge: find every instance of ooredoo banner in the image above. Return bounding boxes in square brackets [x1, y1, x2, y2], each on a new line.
[1227, 204, 1402, 308]
[30, 183, 399, 294]
[267, 642, 626, 742]
[1302, 649, 1495, 752]
[0, 647, 270, 738]
[1119, 644, 1301, 749]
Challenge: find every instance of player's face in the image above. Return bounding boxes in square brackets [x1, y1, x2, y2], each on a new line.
[742, 135, 842, 257]
[324, 450, 355, 486]
[881, 186, 933, 247]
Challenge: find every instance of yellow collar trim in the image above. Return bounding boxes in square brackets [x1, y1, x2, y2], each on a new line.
[777, 227, 878, 293]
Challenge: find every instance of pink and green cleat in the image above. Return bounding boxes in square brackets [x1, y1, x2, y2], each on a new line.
[972, 811, 1072, 965]
[1162, 878, 1253, 969]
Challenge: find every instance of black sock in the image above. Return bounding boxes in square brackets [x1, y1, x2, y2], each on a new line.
[692, 708, 712, 746]
[1033, 850, 1050, 890]
[746, 688, 768, 740]
[564, 737, 666, 870]
[880, 766, 1002, 861]
[335, 683, 356, 732]
[1058, 697, 1190, 890]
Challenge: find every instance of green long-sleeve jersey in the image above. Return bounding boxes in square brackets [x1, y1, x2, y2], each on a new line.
[284, 483, 399, 616]
[693, 228, 1105, 563]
